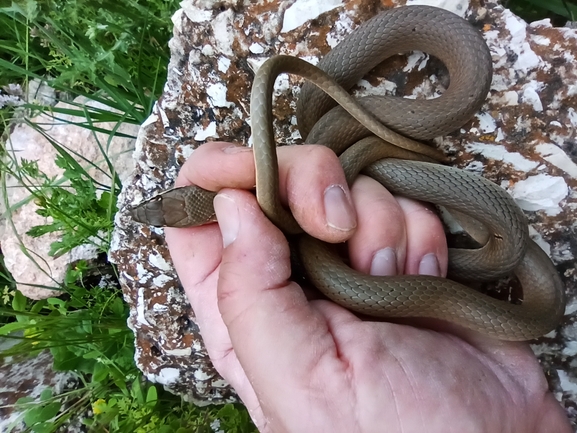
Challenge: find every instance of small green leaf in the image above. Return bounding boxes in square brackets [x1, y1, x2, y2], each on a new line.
[97, 191, 115, 210]
[38, 402, 61, 421]
[72, 285, 88, 300]
[145, 384, 157, 404]
[82, 350, 101, 359]
[132, 377, 144, 404]
[81, 319, 93, 334]
[217, 403, 235, 418]
[12, 290, 27, 312]
[51, 346, 80, 371]
[82, 418, 94, 426]
[23, 406, 44, 425]
[111, 370, 128, 393]
[46, 298, 65, 307]
[30, 299, 47, 314]
[16, 396, 35, 405]
[92, 362, 109, 383]
[26, 223, 61, 238]
[104, 73, 120, 86]
[40, 388, 53, 401]
[110, 297, 125, 317]
[0, 321, 27, 335]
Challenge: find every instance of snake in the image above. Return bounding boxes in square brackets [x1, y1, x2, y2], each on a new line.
[130, 5, 566, 340]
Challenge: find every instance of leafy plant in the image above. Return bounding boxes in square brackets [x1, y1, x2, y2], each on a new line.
[14, 389, 65, 433]
[0, 0, 260, 426]
[0, 0, 175, 138]
[1, 274, 258, 433]
[20, 140, 119, 258]
[0, 252, 17, 325]
[506, 0, 577, 24]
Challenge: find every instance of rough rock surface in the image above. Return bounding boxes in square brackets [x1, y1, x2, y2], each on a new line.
[111, 0, 577, 422]
[0, 348, 79, 432]
[1, 98, 137, 299]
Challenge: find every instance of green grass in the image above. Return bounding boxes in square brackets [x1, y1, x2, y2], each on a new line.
[1, 280, 255, 432]
[0, 0, 257, 431]
[0, 0, 574, 431]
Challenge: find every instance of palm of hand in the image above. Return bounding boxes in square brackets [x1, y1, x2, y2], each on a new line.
[164, 142, 571, 433]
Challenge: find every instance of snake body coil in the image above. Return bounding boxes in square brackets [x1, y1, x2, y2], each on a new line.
[131, 6, 566, 340]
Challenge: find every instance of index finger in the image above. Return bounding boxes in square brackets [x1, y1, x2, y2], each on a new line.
[174, 141, 357, 243]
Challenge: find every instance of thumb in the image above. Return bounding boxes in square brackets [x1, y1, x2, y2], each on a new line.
[213, 189, 336, 396]
[213, 189, 296, 328]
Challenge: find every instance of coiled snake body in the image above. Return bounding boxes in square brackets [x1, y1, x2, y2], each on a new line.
[131, 5, 566, 340]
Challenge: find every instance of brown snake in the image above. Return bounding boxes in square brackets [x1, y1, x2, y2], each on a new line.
[131, 6, 566, 340]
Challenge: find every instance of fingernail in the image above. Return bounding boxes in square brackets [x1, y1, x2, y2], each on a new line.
[214, 194, 239, 247]
[324, 185, 356, 231]
[419, 253, 440, 277]
[370, 248, 397, 276]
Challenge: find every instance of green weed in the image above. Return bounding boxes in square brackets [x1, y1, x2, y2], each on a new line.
[16, 136, 119, 258]
[0, 275, 257, 432]
[0, 0, 257, 430]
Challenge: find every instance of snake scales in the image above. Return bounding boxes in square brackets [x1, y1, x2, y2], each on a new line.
[131, 5, 566, 340]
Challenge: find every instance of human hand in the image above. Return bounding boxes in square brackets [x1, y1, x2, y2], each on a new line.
[165, 141, 571, 433]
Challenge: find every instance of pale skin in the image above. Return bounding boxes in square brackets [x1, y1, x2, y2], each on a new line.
[165, 141, 571, 433]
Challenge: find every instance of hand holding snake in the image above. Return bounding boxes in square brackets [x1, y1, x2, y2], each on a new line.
[132, 6, 566, 340]
[163, 142, 571, 432]
[140, 6, 572, 429]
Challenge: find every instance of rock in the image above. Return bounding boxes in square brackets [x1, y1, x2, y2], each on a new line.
[1, 97, 137, 299]
[111, 0, 577, 421]
[0, 348, 79, 432]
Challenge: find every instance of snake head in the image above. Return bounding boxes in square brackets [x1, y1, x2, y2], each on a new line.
[130, 185, 217, 228]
